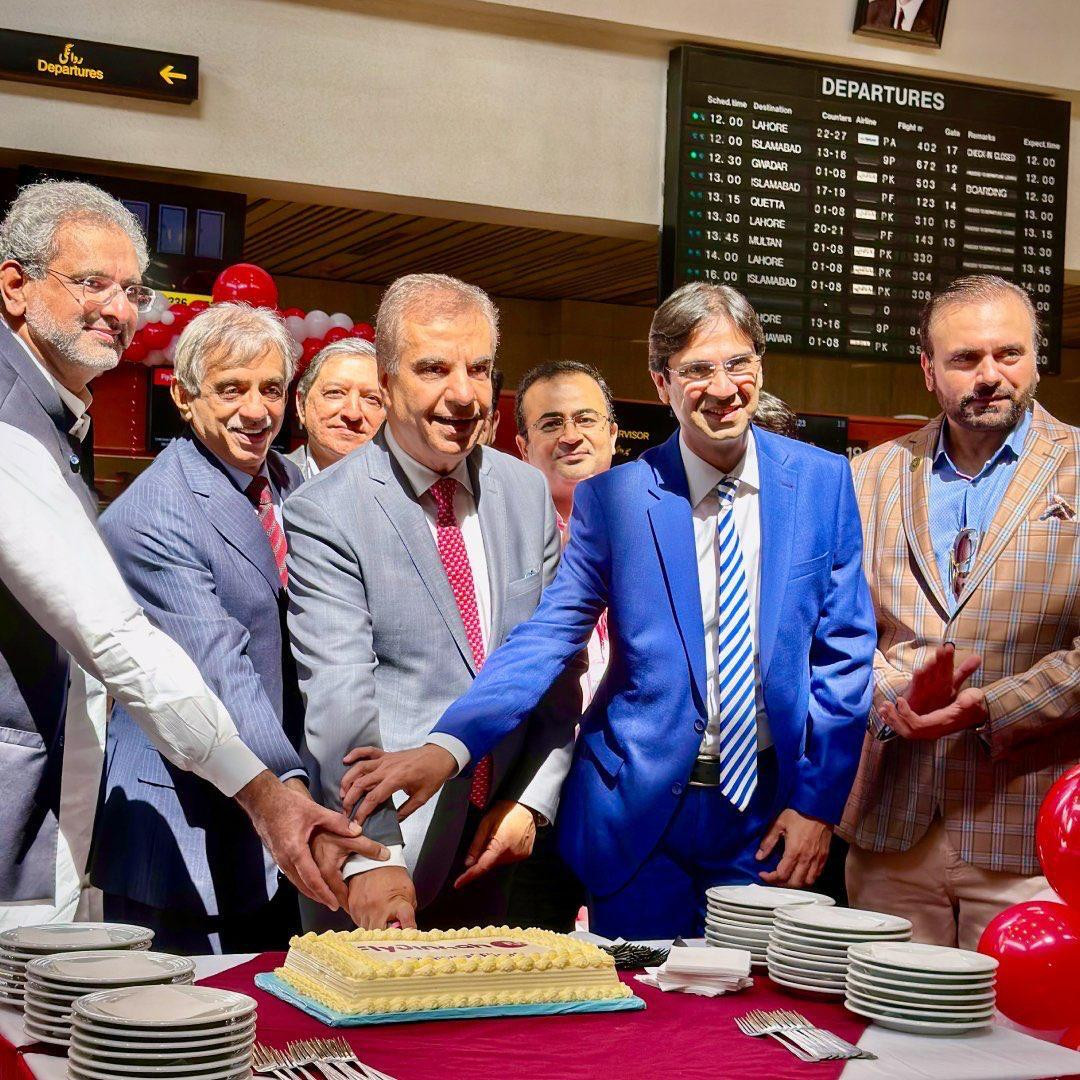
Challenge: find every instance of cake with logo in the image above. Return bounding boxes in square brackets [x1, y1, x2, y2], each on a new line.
[276, 926, 631, 1015]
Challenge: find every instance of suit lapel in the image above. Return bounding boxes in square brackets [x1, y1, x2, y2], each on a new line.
[954, 411, 1064, 609]
[755, 430, 795, 682]
[180, 436, 281, 594]
[899, 419, 951, 616]
[471, 449, 507, 651]
[645, 433, 707, 708]
[368, 434, 478, 673]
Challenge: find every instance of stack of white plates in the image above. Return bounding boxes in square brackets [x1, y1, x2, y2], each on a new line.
[22, 950, 194, 1047]
[705, 884, 834, 968]
[767, 905, 912, 997]
[845, 941, 998, 1034]
[0, 923, 152, 1006]
[69, 985, 257, 1080]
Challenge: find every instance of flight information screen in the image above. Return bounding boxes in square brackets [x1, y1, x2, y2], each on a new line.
[661, 47, 1070, 373]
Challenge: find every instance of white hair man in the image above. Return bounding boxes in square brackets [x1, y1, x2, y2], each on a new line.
[0, 183, 380, 928]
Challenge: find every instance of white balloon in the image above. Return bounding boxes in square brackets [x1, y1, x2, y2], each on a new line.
[285, 315, 307, 343]
[159, 310, 175, 326]
[289, 338, 303, 361]
[147, 292, 169, 318]
[164, 338, 178, 364]
[137, 311, 149, 331]
[328, 312, 354, 331]
[304, 309, 331, 340]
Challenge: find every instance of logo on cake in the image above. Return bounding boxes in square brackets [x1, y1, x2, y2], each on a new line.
[354, 939, 529, 955]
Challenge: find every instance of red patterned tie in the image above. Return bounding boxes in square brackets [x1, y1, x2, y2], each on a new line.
[430, 476, 492, 809]
[246, 475, 288, 588]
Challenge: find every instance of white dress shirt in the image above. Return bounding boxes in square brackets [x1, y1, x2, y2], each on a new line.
[894, 0, 926, 30]
[0, 423, 265, 926]
[680, 432, 773, 756]
[344, 427, 493, 879]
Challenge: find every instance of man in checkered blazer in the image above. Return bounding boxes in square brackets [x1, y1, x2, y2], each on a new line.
[841, 275, 1079, 949]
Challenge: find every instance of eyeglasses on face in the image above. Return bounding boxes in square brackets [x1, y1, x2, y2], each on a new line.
[529, 409, 611, 438]
[950, 527, 980, 598]
[42, 267, 156, 313]
[666, 353, 762, 385]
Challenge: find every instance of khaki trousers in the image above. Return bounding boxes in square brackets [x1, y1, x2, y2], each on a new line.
[846, 818, 1047, 950]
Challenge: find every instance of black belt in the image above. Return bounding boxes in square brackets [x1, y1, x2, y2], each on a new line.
[688, 755, 723, 787]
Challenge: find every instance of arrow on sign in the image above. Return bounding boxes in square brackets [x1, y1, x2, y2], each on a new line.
[159, 65, 187, 85]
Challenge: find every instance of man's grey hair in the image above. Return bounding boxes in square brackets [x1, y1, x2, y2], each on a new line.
[375, 273, 499, 375]
[0, 179, 149, 277]
[296, 337, 376, 402]
[918, 275, 1040, 358]
[173, 302, 295, 396]
[648, 283, 765, 376]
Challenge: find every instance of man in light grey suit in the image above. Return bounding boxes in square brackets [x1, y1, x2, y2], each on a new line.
[285, 274, 576, 930]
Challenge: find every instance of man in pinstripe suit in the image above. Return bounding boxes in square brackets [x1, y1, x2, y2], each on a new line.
[842, 276, 1079, 948]
[91, 303, 325, 953]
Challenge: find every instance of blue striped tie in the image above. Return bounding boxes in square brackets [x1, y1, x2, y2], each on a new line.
[715, 476, 758, 811]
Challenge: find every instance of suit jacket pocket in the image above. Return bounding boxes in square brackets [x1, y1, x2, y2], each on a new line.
[788, 551, 829, 582]
[579, 724, 625, 783]
[506, 568, 542, 598]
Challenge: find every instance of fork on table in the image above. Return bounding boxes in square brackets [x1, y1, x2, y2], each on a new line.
[734, 1009, 875, 1061]
[253, 1037, 398, 1080]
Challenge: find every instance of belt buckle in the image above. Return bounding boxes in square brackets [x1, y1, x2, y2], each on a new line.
[688, 755, 721, 787]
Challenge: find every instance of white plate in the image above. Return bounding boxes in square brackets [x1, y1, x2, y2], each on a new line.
[28, 950, 194, 986]
[73, 1017, 257, 1044]
[846, 987, 995, 1017]
[775, 906, 912, 935]
[68, 1044, 252, 1076]
[72, 1019, 256, 1050]
[771, 921, 911, 944]
[70, 1035, 254, 1063]
[0, 924, 153, 954]
[847, 974, 996, 1007]
[844, 997, 994, 1035]
[846, 965, 994, 994]
[24, 997, 74, 1019]
[767, 956, 847, 985]
[705, 929, 766, 948]
[704, 921, 771, 942]
[769, 931, 849, 959]
[846, 958, 995, 987]
[767, 947, 848, 973]
[847, 941, 998, 976]
[74, 985, 255, 1028]
[67, 1060, 251, 1080]
[705, 904, 775, 924]
[705, 885, 834, 911]
[768, 969, 846, 997]
[22, 1021, 70, 1047]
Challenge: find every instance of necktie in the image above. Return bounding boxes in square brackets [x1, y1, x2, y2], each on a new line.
[430, 477, 492, 809]
[715, 477, 758, 811]
[246, 475, 288, 588]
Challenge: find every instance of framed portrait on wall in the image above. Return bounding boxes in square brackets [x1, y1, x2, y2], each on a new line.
[853, 0, 949, 47]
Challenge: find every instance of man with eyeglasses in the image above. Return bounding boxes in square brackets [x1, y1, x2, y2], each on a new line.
[0, 180, 384, 929]
[340, 282, 876, 938]
[842, 275, 1079, 948]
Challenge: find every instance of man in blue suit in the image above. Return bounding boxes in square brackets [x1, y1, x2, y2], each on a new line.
[92, 303, 317, 952]
[344, 283, 876, 938]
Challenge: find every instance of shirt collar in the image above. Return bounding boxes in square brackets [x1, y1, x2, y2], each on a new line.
[216, 453, 272, 497]
[384, 424, 474, 499]
[934, 407, 1032, 480]
[10, 328, 93, 441]
[679, 428, 760, 509]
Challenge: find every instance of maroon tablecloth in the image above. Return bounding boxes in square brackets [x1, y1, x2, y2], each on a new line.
[201, 953, 871, 1079]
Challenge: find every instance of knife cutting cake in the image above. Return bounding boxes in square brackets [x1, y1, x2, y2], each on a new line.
[276, 926, 632, 1015]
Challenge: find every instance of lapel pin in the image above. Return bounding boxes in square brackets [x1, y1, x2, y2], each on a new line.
[909, 456, 922, 472]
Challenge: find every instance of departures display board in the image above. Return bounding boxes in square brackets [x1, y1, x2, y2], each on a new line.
[661, 47, 1070, 373]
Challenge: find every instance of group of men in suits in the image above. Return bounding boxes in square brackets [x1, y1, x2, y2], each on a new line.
[1, 178, 1076, 954]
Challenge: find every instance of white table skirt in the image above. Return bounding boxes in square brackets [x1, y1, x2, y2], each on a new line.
[2, 952, 1079, 1080]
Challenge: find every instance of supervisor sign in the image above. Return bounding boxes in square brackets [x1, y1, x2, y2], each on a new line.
[0, 28, 197, 104]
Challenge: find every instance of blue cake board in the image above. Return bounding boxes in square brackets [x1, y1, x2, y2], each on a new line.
[254, 971, 646, 1027]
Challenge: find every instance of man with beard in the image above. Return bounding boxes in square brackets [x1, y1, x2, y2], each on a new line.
[285, 274, 575, 931]
[0, 181, 383, 929]
[340, 282, 876, 938]
[841, 275, 1080, 948]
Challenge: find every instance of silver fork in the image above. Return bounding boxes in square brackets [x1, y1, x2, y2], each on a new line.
[253, 1043, 310, 1078]
[734, 1011, 822, 1061]
[322, 1036, 398, 1080]
[775, 1009, 877, 1060]
[286, 1040, 354, 1079]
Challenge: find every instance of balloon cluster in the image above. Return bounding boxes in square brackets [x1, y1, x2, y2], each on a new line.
[978, 764, 1080, 1036]
[122, 263, 374, 378]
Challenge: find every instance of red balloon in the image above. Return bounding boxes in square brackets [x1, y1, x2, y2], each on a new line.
[280, 307, 305, 320]
[300, 337, 323, 365]
[211, 263, 278, 309]
[1062, 1025, 1080, 1051]
[141, 322, 173, 350]
[168, 303, 194, 327]
[1037, 765, 1080, 909]
[123, 333, 148, 363]
[979, 901, 1080, 1030]
[350, 322, 375, 341]
[188, 300, 210, 313]
[323, 327, 350, 344]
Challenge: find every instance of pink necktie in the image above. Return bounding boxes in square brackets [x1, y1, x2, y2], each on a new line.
[246, 476, 288, 588]
[430, 477, 492, 809]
